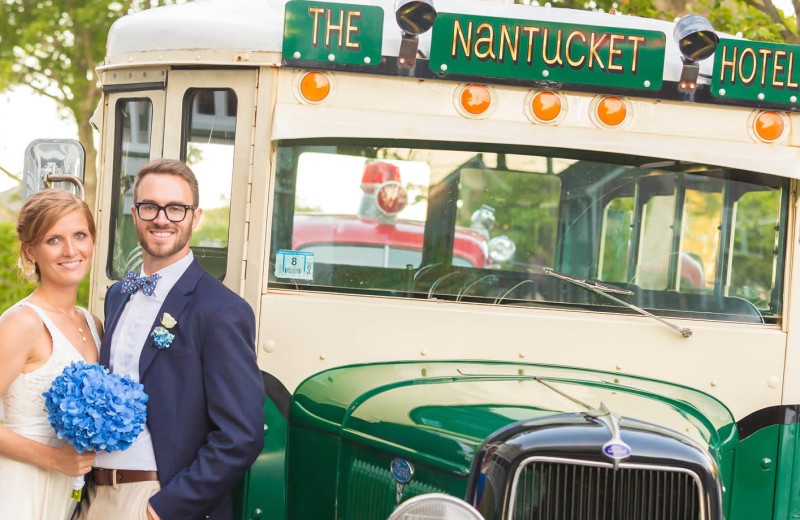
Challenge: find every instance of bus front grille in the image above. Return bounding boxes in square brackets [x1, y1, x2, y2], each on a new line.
[511, 458, 704, 520]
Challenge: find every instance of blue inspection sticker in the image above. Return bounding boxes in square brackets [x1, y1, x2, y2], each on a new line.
[275, 250, 314, 280]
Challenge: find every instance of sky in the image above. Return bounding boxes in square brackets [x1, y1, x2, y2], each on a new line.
[0, 87, 77, 193]
[0, 0, 796, 195]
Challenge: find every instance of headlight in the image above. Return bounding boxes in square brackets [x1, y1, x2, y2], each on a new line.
[387, 493, 485, 520]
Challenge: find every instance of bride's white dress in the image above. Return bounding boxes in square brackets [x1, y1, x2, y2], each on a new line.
[0, 301, 101, 520]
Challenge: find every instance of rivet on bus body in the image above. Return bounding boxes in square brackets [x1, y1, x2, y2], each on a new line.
[615, 365, 622, 370]
[718, 88, 726, 96]
[261, 340, 276, 353]
[420, 350, 427, 356]
[761, 458, 774, 470]
[142, 72, 146, 78]
[755, 111, 784, 142]
[328, 53, 335, 61]
[421, 368, 427, 377]
[319, 354, 326, 361]
[364, 56, 371, 64]
[518, 352, 525, 359]
[293, 51, 301, 59]
[767, 376, 779, 389]
[542, 70, 550, 78]
[643, 80, 651, 88]
[441, 64, 448, 71]
[710, 380, 718, 387]
[758, 93, 766, 100]
[792, 96, 798, 103]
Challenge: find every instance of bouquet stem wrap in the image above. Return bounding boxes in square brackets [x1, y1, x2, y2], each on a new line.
[43, 361, 149, 500]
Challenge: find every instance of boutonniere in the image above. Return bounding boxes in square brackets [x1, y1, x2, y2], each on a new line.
[151, 312, 177, 349]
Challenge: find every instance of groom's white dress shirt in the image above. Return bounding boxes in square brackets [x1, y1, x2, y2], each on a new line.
[95, 252, 194, 471]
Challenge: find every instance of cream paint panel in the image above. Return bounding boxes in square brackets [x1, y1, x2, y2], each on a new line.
[272, 72, 800, 177]
[782, 181, 800, 405]
[258, 291, 784, 421]
[162, 70, 258, 295]
[245, 67, 279, 317]
[90, 89, 166, 317]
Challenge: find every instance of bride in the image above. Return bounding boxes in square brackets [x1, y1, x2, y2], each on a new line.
[0, 189, 103, 519]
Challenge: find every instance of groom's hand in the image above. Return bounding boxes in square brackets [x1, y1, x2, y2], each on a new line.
[147, 503, 161, 520]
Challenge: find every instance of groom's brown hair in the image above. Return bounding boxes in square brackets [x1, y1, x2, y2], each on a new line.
[134, 158, 200, 206]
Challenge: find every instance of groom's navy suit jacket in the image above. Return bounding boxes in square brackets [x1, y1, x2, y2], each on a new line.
[100, 259, 265, 519]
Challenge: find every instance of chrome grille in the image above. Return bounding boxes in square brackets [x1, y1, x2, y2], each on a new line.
[510, 457, 704, 520]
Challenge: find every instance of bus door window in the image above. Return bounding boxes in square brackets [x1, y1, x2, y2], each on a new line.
[109, 99, 153, 278]
[181, 88, 237, 281]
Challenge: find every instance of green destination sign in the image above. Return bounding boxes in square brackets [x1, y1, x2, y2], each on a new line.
[283, 1, 383, 66]
[429, 13, 666, 91]
[711, 38, 800, 105]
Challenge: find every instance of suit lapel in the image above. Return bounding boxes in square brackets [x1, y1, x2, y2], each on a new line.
[100, 289, 131, 367]
[138, 260, 204, 379]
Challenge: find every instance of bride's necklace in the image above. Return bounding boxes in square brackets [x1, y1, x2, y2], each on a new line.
[44, 301, 87, 343]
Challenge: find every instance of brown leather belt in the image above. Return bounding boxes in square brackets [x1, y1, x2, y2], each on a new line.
[93, 468, 159, 486]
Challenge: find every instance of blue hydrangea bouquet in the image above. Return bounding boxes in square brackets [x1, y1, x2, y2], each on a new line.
[43, 361, 149, 500]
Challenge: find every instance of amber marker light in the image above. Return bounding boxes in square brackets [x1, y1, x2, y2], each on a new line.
[460, 84, 491, 116]
[754, 111, 784, 142]
[299, 72, 330, 103]
[597, 96, 627, 127]
[532, 91, 562, 122]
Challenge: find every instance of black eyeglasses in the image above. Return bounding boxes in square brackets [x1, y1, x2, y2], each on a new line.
[134, 202, 196, 222]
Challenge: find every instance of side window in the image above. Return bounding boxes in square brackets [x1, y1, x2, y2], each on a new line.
[729, 188, 783, 312]
[636, 194, 676, 290]
[182, 89, 237, 280]
[598, 196, 634, 283]
[109, 99, 152, 278]
[678, 185, 723, 293]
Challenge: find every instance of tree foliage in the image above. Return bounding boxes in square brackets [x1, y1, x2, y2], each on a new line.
[516, 0, 795, 43]
[0, 0, 173, 212]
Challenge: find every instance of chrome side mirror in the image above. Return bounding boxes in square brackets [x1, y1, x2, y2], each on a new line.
[22, 139, 86, 201]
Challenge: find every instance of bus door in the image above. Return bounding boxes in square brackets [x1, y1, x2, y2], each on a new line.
[93, 72, 167, 313]
[161, 69, 258, 299]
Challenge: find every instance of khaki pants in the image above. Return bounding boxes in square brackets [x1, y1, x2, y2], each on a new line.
[77, 479, 161, 520]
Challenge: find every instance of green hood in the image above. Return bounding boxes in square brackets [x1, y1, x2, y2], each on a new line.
[291, 361, 735, 474]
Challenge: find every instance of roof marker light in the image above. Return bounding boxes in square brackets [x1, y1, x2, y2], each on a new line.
[459, 84, 491, 116]
[531, 91, 562, 123]
[597, 96, 627, 127]
[299, 72, 330, 103]
[754, 111, 784, 142]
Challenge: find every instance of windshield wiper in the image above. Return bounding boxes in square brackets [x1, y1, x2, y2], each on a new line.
[543, 268, 692, 339]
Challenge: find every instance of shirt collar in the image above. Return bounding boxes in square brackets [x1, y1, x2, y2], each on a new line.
[139, 251, 194, 299]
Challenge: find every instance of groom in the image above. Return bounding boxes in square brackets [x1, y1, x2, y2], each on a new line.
[79, 159, 264, 520]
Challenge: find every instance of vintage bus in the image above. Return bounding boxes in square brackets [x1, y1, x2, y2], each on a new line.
[23, 0, 800, 518]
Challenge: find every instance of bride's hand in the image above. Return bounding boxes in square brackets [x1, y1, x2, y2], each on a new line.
[51, 444, 96, 477]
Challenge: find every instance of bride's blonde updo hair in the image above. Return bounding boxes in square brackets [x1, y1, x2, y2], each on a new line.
[16, 189, 96, 284]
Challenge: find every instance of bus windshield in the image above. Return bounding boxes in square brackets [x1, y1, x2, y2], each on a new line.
[270, 139, 788, 324]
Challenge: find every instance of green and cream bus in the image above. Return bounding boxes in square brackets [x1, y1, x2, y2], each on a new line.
[24, 0, 800, 518]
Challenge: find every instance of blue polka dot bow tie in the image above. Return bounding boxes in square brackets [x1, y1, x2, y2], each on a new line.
[121, 270, 161, 296]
